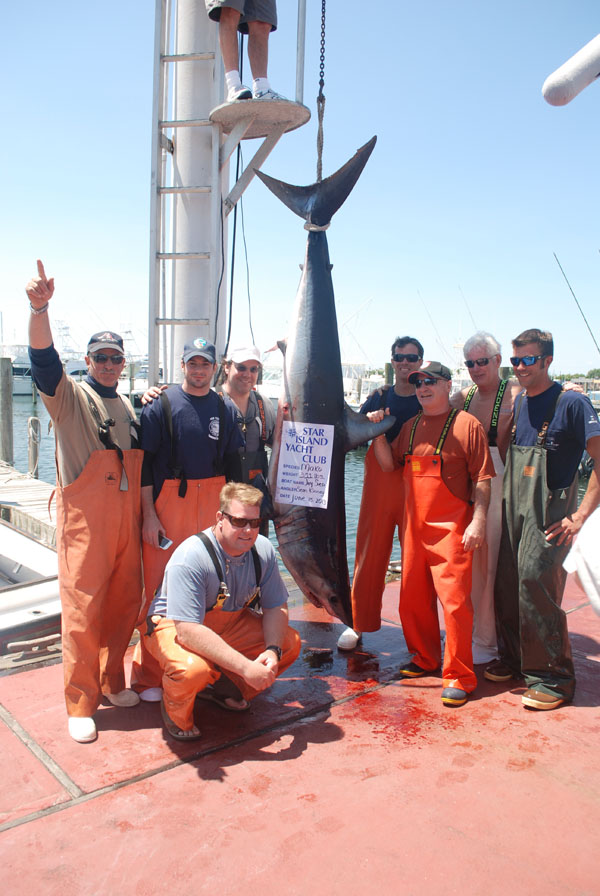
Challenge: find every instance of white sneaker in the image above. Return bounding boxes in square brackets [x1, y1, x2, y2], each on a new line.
[253, 87, 287, 101]
[139, 687, 163, 703]
[68, 716, 97, 743]
[227, 84, 252, 102]
[105, 688, 140, 707]
[337, 627, 362, 650]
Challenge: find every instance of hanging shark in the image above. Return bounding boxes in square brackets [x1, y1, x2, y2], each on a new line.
[255, 137, 396, 627]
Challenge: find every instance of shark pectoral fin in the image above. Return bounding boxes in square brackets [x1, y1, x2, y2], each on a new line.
[343, 403, 396, 452]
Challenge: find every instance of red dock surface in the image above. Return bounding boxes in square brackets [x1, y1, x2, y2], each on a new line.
[1, 577, 599, 895]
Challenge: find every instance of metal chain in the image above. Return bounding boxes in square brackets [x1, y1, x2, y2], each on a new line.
[316, 0, 326, 182]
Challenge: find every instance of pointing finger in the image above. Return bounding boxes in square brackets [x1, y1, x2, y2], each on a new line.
[37, 259, 47, 282]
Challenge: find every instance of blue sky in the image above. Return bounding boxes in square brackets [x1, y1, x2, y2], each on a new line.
[2, 2, 600, 375]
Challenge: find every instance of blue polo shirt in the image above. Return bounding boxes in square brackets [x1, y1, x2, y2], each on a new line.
[360, 387, 421, 443]
[513, 382, 600, 489]
[141, 385, 244, 498]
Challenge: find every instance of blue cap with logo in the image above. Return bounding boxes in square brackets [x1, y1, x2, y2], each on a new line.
[182, 338, 216, 364]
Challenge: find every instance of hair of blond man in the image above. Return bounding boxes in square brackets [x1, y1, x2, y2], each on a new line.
[219, 482, 263, 512]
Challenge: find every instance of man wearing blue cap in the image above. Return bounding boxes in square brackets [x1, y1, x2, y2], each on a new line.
[131, 338, 244, 699]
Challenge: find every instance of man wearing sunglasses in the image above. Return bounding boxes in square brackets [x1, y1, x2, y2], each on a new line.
[450, 332, 523, 667]
[219, 347, 276, 532]
[25, 260, 143, 743]
[489, 328, 600, 710]
[144, 483, 301, 740]
[131, 338, 244, 702]
[372, 361, 495, 707]
[337, 336, 424, 651]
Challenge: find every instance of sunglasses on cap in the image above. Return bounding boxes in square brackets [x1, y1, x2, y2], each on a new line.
[393, 352, 421, 363]
[222, 511, 262, 529]
[90, 353, 125, 365]
[465, 357, 492, 369]
[413, 377, 440, 388]
[234, 363, 260, 374]
[510, 354, 546, 368]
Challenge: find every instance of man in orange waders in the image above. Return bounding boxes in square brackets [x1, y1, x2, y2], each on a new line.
[131, 339, 243, 702]
[372, 362, 494, 707]
[144, 483, 301, 740]
[26, 260, 143, 744]
[337, 336, 424, 651]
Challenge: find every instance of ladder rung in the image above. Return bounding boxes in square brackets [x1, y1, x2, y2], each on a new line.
[159, 119, 211, 129]
[157, 252, 210, 260]
[161, 52, 214, 63]
[155, 318, 210, 326]
[158, 186, 211, 194]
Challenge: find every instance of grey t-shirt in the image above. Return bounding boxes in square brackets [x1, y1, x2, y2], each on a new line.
[149, 527, 288, 623]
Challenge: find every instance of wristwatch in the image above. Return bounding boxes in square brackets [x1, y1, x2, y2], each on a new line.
[266, 644, 282, 661]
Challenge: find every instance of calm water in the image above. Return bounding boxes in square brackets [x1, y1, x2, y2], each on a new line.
[10, 394, 402, 575]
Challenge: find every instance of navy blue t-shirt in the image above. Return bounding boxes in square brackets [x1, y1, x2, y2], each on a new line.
[361, 387, 421, 443]
[141, 385, 244, 498]
[513, 382, 600, 489]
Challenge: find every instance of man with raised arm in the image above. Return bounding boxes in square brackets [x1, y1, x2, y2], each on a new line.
[488, 328, 600, 710]
[25, 260, 143, 744]
[145, 482, 301, 740]
[450, 332, 522, 665]
[372, 362, 494, 708]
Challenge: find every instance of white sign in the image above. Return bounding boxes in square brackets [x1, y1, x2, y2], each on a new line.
[275, 421, 335, 509]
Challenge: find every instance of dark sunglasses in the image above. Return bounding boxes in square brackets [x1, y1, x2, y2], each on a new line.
[413, 377, 439, 388]
[234, 363, 260, 374]
[393, 352, 421, 363]
[90, 353, 125, 365]
[465, 357, 491, 368]
[510, 354, 546, 368]
[222, 511, 262, 529]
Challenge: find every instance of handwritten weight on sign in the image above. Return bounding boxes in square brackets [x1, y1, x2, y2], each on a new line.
[275, 422, 334, 509]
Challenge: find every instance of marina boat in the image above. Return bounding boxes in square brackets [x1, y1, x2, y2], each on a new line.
[0, 516, 60, 655]
[0, 344, 34, 396]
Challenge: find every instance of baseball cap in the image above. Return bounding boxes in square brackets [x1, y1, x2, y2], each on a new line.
[87, 331, 125, 354]
[408, 361, 452, 383]
[182, 338, 217, 364]
[229, 346, 261, 365]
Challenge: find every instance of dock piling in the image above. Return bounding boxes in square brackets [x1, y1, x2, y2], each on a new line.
[0, 357, 14, 464]
[28, 417, 41, 478]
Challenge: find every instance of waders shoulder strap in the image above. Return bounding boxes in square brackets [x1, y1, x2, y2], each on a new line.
[463, 385, 477, 411]
[213, 393, 227, 476]
[160, 390, 187, 497]
[255, 393, 267, 449]
[196, 532, 262, 609]
[488, 379, 508, 447]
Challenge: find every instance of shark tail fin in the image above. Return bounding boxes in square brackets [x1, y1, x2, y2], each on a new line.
[255, 136, 376, 228]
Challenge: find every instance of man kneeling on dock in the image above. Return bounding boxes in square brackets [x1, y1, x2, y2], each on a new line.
[143, 483, 301, 740]
[26, 260, 143, 744]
